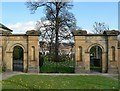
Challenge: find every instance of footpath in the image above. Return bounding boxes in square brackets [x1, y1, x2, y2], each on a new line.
[0, 71, 119, 81]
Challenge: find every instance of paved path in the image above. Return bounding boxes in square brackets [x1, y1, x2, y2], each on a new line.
[0, 72, 119, 81]
[0, 72, 23, 80]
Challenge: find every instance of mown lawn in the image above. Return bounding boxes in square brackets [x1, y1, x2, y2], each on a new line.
[1, 74, 119, 90]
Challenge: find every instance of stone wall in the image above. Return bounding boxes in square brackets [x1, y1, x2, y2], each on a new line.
[73, 30, 120, 73]
[0, 30, 40, 73]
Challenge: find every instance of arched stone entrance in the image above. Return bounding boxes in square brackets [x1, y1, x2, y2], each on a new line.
[73, 30, 119, 73]
[13, 46, 24, 72]
[1, 24, 40, 73]
[90, 45, 102, 72]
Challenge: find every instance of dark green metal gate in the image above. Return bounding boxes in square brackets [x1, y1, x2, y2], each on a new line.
[13, 46, 23, 72]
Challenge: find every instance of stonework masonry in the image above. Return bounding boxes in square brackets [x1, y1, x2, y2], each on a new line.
[0, 24, 40, 73]
[73, 30, 120, 74]
[1, 23, 120, 74]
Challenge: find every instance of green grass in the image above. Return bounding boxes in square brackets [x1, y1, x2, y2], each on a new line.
[40, 60, 75, 73]
[1, 75, 119, 89]
[113, 75, 120, 79]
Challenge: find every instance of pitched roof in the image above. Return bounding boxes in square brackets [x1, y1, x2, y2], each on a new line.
[0, 23, 13, 32]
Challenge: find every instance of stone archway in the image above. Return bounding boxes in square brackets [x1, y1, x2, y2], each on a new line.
[13, 46, 24, 72]
[1, 23, 40, 73]
[90, 45, 102, 72]
[73, 30, 119, 73]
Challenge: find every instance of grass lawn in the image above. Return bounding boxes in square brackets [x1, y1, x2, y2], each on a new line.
[1, 74, 119, 90]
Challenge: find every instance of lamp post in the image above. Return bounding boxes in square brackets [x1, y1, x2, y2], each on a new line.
[117, 34, 120, 74]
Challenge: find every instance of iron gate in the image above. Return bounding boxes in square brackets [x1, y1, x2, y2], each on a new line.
[39, 54, 75, 73]
[13, 46, 23, 72]
[13, 60, 23, 72]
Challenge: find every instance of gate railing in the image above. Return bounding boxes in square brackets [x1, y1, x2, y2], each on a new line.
[39, 54, 75, 73]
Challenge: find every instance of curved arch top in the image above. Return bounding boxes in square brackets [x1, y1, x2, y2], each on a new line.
[9, 43, 27, 52]
[13, 46, 24, 72]
[1, 24, 40, 73]
[74, 31, 119, 73]
[87, 43, 105, 53]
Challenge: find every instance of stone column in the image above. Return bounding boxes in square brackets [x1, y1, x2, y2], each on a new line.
[26, 30, 40, 73]
[84, 53, 90, 73]
[23, 52, 27, 72]
[6, 52, 12, 71]
[102, 52, 107, 73]
[75, 46, 86, 73]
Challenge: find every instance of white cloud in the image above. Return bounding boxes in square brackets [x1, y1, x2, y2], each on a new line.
[82, 28, 93, 34]
[7, 21, 37, 34]
[6, 21, 93, 34]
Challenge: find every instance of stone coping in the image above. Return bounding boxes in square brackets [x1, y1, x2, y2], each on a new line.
[1, 34, 40, 36]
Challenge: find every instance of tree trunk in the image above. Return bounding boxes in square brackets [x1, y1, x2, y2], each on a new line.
[54, 2, 59, 62]
[55, 30, 59, 62]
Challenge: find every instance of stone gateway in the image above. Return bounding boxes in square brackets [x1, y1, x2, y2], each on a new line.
[73, 30, 120, 73]
[0, 23, 40, 73]
[0, 23, 120, 74]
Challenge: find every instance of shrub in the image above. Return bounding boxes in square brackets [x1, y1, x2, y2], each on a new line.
[2, 63, 6, 72]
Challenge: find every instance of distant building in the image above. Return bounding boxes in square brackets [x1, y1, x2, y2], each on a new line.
[39, 41, 75, 57]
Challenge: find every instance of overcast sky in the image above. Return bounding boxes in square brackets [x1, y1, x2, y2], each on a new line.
[1, 2, 118, 33]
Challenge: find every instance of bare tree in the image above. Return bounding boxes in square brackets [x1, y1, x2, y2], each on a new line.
[93, 22, 109, 34]
[92, 22, 109, 60]
[36, 20, 55, 54]
[26, 1, 76, 61]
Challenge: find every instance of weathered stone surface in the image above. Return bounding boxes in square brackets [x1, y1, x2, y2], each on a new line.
[72, 30, 87, 36]
[0, 24, 40, 73]
[73, 30, 120, 74]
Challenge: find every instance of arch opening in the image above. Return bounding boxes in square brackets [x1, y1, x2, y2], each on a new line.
[90, 45, 102, 72]
[13, 46, 24, 72]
